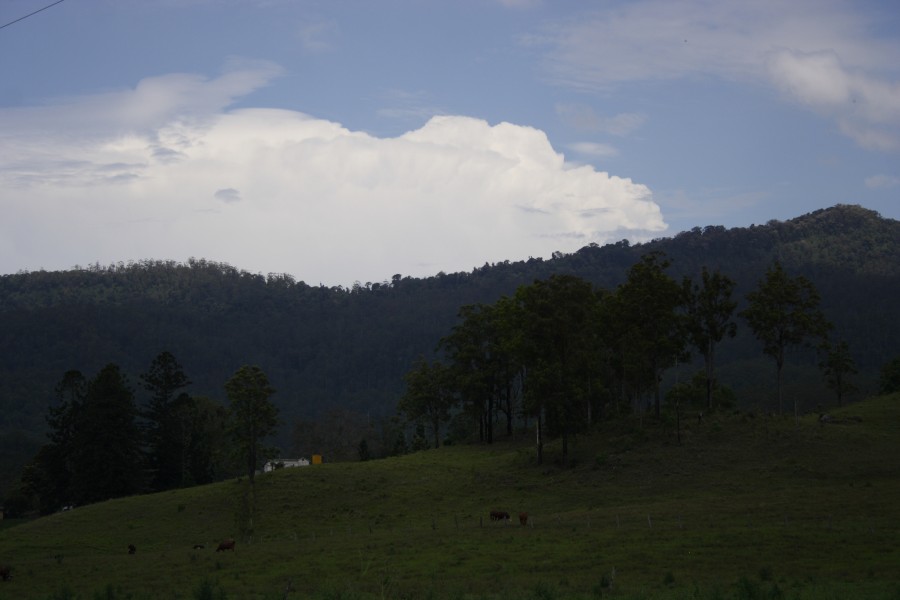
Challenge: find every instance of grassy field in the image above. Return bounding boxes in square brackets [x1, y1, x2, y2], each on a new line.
[0, 395, 898, 599]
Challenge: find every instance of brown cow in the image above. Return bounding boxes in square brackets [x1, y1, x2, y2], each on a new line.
[490, 510, 510, 522]
[519, 512, 528, 526]
[0, 566, 10, 581]
[128, 544, 136, 555]
[216, 539, 236, 552]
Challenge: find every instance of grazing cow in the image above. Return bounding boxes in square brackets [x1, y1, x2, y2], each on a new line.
[519, 512, 528, 526]
[0, 566, 10, 581]
[216, 539, 236, 552]
[490, 510, 510, 522]
[127, 544, 136, 555]
[193, 544, 205, 550]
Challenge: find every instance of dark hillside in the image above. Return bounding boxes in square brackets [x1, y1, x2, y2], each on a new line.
[1, 204, 899, 496]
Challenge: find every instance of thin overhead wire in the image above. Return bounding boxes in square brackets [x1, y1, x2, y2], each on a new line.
[0, 0, 66, 31]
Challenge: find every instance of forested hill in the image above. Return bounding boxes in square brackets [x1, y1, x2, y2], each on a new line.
[2, 203, 899, 494]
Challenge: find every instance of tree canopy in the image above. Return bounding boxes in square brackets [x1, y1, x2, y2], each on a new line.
[740, 261, 832, 417]
[683, 267, 738, 411]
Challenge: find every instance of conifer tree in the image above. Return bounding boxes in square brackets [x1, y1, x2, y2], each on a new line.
[140, 351, 191, 490]
[225, 365, 278, 483]
[70, 364, 144, 504]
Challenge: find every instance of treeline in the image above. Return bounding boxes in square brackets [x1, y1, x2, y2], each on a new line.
[398, 255, 856, 464]
[5, 355, 284, 517]
[1, 204, 899, 497]
[5, 353, 415, 517]
[7, 255, 896, 515]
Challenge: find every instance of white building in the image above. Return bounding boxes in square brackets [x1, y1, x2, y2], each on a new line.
[263, 458, 310, 472]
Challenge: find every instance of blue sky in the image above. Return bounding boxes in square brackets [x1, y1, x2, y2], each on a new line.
[1, 0, 898, 286]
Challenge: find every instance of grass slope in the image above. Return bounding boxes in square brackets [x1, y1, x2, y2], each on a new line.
[1, 396, 899, 600]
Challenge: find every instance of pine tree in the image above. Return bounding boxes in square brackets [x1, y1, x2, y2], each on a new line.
[70, 364, 144, 504]
[140, 351, 191, 491]
[225, 365, 278, 483]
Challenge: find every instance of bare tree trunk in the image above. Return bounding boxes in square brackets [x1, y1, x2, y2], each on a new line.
[653, 357, 662, 419]
[706, 338, 715, 411]
[486, 394, 494, 444]
[776, 349, 784, 416]
[676, 400, 681, 445]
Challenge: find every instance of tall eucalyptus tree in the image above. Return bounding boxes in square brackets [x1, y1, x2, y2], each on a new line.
[516, 274, 600, 466]
[741, 261, 832, 417]
[613, 252, 687, 418]
[683, 267, 738, 411]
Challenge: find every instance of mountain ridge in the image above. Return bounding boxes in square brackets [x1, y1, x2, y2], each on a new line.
[1, 203, 898, 497]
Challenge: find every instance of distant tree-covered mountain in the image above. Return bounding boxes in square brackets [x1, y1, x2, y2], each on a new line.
[1, 204, 898, 497]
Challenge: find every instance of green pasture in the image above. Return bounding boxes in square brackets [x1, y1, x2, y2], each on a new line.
[1, 396, 898, 599]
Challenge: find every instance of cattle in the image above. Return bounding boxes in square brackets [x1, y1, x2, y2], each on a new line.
[127, 544, 136, 555]
[193, 544, 205, 550]
[216, 539, 236, 552]
[519, 512, 528, 526]
[0, 566, 10, 581]
[490, 510, 510, 522]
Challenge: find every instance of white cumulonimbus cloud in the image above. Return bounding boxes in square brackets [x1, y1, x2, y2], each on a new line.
[0, 65, 664, 285]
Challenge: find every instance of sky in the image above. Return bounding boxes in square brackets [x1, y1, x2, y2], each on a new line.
[1, 0, 898, 286]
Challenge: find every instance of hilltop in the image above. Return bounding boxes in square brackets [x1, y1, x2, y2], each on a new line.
[0, 394, 898, 599]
